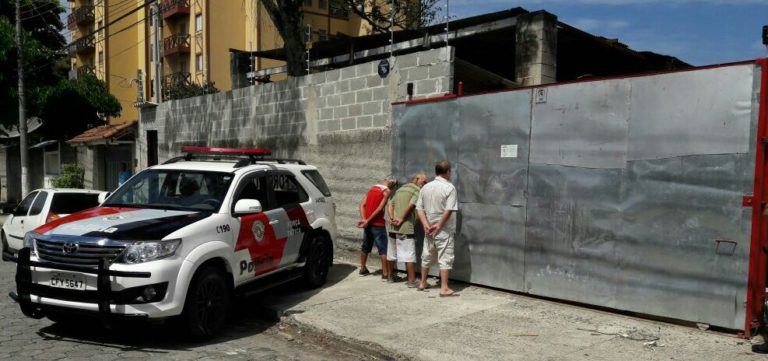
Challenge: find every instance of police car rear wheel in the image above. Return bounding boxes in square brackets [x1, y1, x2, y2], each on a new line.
[304, 236, 331, 288]
[183, 267, 230, 340]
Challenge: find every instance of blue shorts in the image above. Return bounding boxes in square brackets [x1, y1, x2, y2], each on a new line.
[362, 226, 388, 255]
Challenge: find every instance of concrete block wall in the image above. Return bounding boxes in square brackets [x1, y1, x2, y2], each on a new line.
[138, 47, 454, 250]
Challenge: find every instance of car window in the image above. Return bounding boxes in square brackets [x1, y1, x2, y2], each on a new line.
[302, 170, 331, 197]
[271, 173, 308, 207]
[104, 170, 234, 212]
[14, 191, 39, 216]
[233, 175, 270, 211]
[28, 191, 48, 216]
[50, 193, 100, 214]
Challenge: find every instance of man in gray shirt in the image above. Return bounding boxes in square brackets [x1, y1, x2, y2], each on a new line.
[416, 160, 459, 297]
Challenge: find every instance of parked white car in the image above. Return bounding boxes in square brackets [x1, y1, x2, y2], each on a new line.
[2, 189, 106, 254]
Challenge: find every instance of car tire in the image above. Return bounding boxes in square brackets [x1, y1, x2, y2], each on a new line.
[303, 236, 331, 288]
[182, 266, 231, 341]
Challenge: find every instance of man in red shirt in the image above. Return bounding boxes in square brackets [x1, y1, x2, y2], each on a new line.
[357, 176, 397, 278]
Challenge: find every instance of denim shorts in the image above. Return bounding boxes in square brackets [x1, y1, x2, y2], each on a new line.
[361, 226, 388, 255]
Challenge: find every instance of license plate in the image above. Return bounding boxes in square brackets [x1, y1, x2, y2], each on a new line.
[49, 272, 86, 290]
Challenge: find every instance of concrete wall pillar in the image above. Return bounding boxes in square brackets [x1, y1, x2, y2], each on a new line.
[515, 10, 557, 86]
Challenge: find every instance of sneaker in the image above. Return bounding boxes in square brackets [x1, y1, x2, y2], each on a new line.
[359, 267, 371, 276]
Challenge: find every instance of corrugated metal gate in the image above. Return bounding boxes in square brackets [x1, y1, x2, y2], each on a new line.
[392, 61, 766, 331]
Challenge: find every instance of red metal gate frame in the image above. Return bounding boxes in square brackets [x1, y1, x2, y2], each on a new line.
[746, 58, 768, 337]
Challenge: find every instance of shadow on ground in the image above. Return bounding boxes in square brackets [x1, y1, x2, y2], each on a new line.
[30, 262, 356, 353]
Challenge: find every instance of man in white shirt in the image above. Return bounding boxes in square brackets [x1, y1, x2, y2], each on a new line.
[416, 160, 459, 297]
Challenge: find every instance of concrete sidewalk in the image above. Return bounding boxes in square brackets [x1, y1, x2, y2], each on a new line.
[260, 261, 761, 361]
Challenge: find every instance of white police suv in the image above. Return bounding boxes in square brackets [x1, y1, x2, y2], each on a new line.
[3, 147, 337, 339]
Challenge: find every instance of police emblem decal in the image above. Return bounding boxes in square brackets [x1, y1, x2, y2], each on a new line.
[252, 220, 265, 242]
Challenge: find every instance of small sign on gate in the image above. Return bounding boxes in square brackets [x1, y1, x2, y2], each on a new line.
[501, 144, 518, 158]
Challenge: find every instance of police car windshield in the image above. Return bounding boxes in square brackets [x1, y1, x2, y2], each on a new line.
[103, 169, 234, 212]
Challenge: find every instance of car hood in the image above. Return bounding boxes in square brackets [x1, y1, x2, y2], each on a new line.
[34, 207, 212, 241]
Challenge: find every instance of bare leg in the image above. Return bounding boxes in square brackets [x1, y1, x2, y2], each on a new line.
[360, 252, 369, 270]
[440, 269, 454, 294]
[419, 267, 429, 288]
[379, 255, 388, 277]
[406, 262, 416, 283]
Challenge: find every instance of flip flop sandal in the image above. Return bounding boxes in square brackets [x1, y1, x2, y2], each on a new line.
[439, 292, 460, 297]
[417, 284, 431, 291]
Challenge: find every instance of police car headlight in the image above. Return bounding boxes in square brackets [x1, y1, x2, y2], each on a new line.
[121, 239, 181, 264]
[23, 231, 39, 256]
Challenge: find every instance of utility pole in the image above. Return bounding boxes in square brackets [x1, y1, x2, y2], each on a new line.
[390, 0, 394, 58]
[152, 3, 162, 103]
[16, 0, 29, 197]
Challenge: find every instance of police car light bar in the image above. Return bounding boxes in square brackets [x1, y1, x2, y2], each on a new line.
[180, 146, 273, 156]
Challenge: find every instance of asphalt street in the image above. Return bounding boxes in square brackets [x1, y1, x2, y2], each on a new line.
[0, 253, 366, 361]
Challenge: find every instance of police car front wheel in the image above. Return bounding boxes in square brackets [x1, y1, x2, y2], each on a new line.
[182, 266, 231, 340]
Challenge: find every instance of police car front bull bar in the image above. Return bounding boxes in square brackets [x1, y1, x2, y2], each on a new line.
[3, 248, 151, 327]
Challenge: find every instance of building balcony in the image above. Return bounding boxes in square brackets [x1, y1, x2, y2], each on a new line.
[77, 64, 96, 78]
[162, 34, 190, 56]
[163, 71, 191, 89]
[67, 36, 95, 56]
[66, 5, 95, 31]
[160, 0, 190, 20]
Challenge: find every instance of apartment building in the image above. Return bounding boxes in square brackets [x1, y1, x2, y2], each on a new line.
[67, 0, 377, 125]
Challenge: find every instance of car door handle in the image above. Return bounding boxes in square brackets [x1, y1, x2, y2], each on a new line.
[269, 220, 279, 225]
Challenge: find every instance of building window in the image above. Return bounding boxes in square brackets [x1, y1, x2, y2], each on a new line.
[98, 51, 103, 65]
[196, 53, 203, 73]
[319, 0, 326, 9]
[305, 0, 312, 6]
[318, 29, 328, 41]
[195, 14, 203, 32]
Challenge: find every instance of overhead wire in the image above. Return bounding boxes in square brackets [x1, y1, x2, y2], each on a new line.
[27, 0, 156, 72]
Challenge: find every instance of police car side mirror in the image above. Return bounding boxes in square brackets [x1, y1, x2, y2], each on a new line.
[234, 199, 262, 215]
[98, 192, 110, 204]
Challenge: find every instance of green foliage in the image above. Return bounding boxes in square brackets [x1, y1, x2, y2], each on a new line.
[0, 0, 67, 127]
[52, 164, 85, 189]
[165, 80, 219, 100]
[345, 0, 442, 33]
[39, 74, 121, 140]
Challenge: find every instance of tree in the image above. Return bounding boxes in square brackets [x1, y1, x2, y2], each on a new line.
[0, 0, 121, 141]
[39, 74, 122, 140]
[0, 0, 67, 128]
[345, 0, 442, 34]
[259, 0, 306, 77]
[259, 0, 441, 77]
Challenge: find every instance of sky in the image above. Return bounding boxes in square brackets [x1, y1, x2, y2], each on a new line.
[448, 0, 768, 66]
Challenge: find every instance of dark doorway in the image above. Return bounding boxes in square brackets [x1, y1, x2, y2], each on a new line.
[147, 130, 158, 166]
